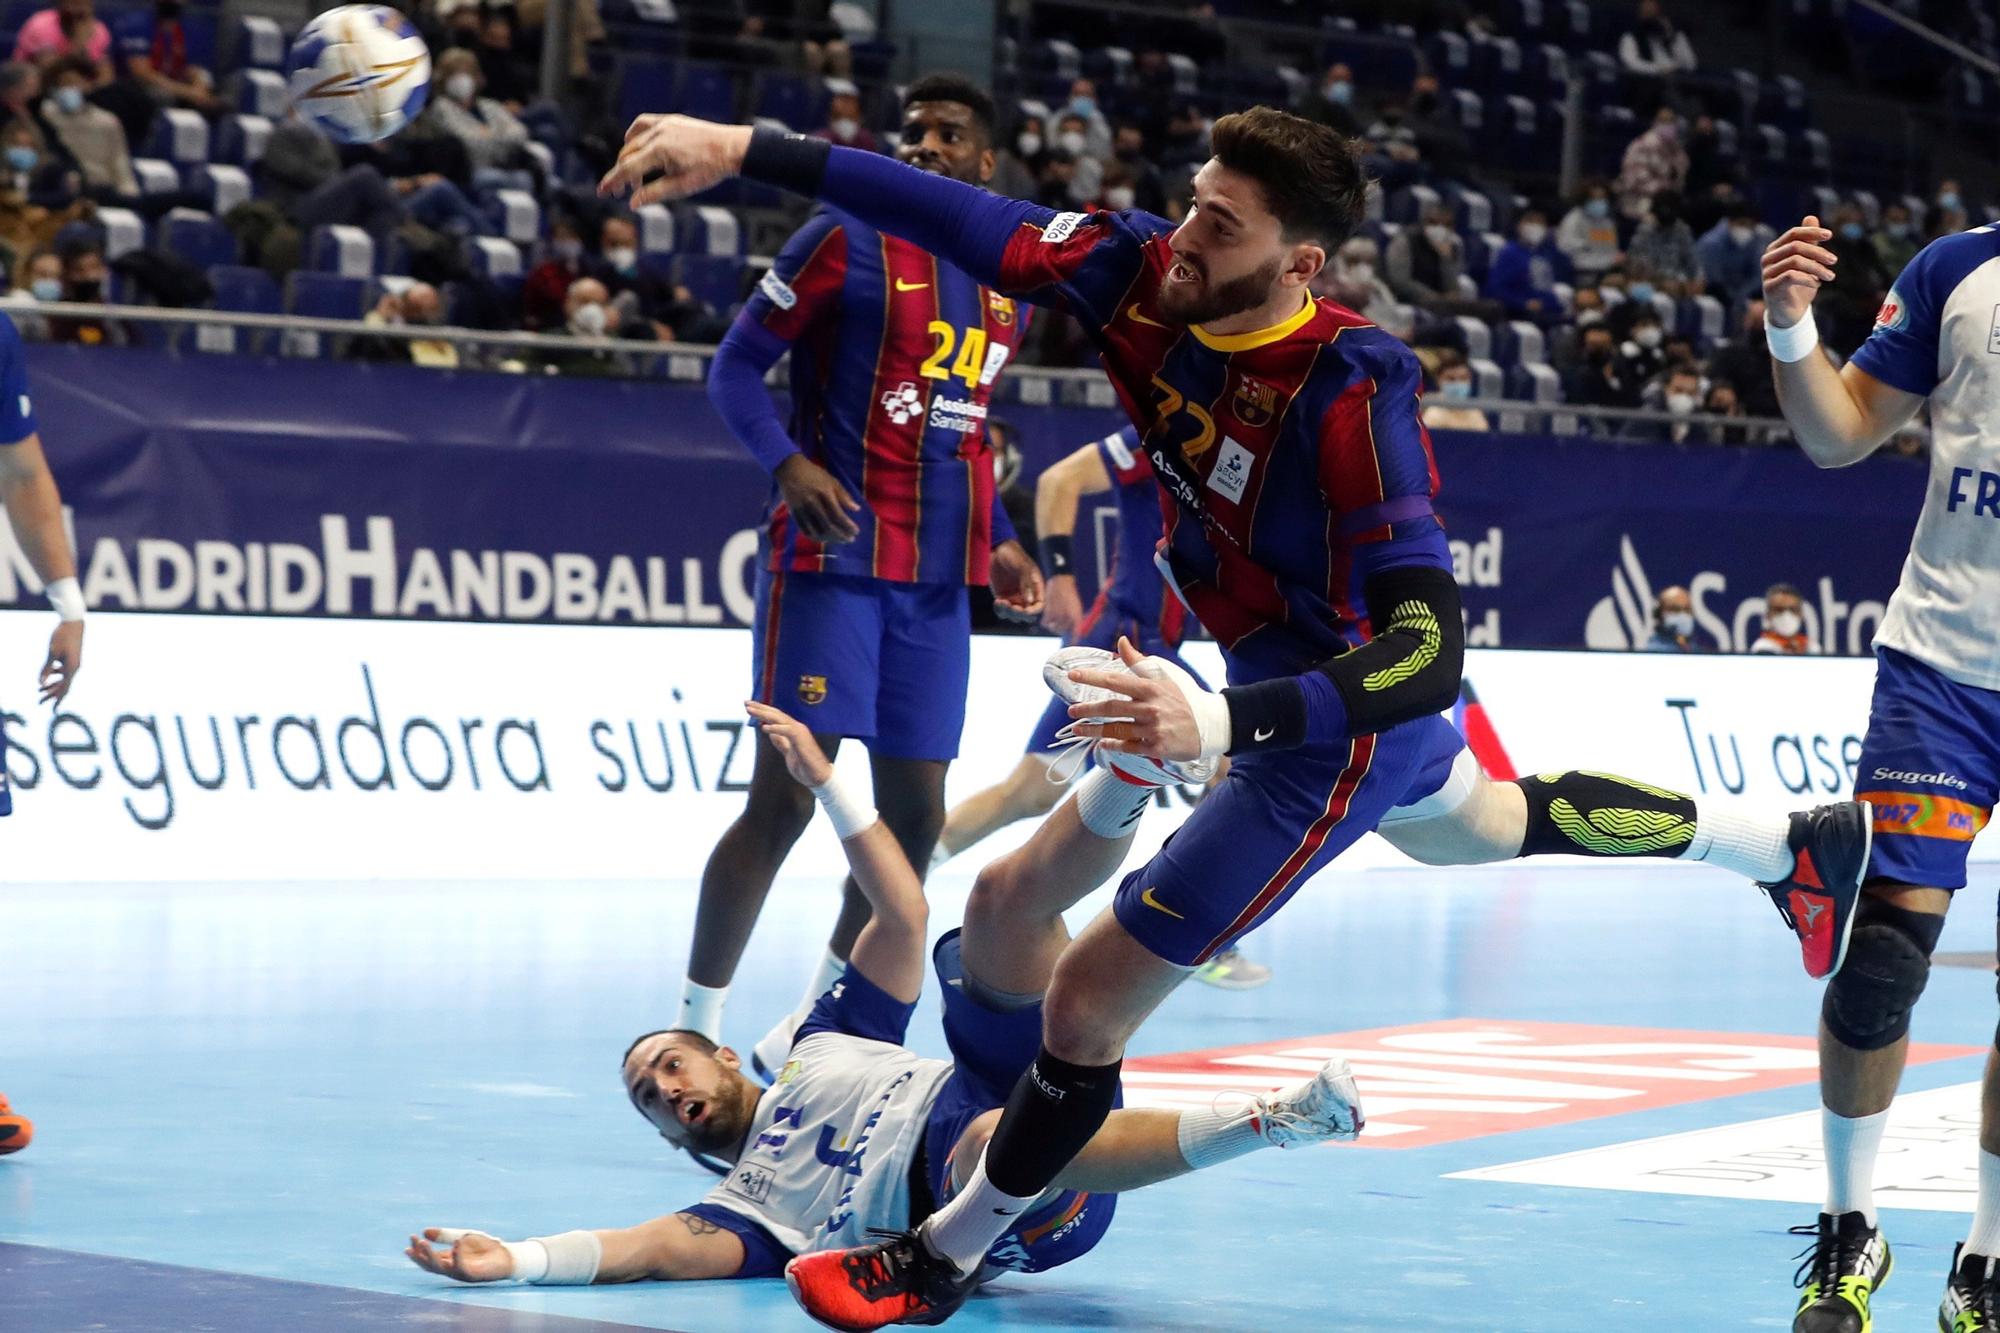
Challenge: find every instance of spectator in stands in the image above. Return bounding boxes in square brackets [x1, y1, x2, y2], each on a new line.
[1820, 202, 1892, 354]
[1694, 199, 1767, 301]
[1617, 107, 1687, 221]
[48, 236, 120, 344]
[1316, 236, 1407, 338]
[1109, 121, 1164, 215]
[1693, 380, 1755, 445]
[1385, 203, 1467, 310]
[1097, 161, 1136, 214]
[1421, 355, 1488, 433]
[1644, 364, 1705, 443]
[534, 275, 625, 376]
[113, 0, 218, 118]
[744, 0, 853, 77]
[1572, 322, 1637, 411]
[12, 0, 108, 82]
[1874, 200, 1921, 276]
[1556, 180, 1622, 282]
[3, 247, 61, 339]
[1619, 305, 1669, 390]
[0, 60, 41, 123]
[1552, 285, 1608, 381]
[40, 56, 130, 199]
[359, 280, 458, 368]
[991, 115, 1041, 201]
[260, 112, 493, 245]
[1930, 178, 1969, 239]
[0, 112, 76, 209]
[1644, 586, 1711, 652]
[1156, 100, 1210, 171]
[1682, 116, 1739, 204]
[598, 214, 727, 344]
[1625, 191, 1700, 296]
[1296, 62, 1362, 137]
[426, 49, 532, 189]
[1618, 0, 1696, 80]
[523, 215, 594, 330]
[1749, 583, 1814, 655]
[1057, 78, 1111, 161]
[474, 8, 536, 109]
[1034, 146, 1079, 210]
[810, 79, 878, 154]
[1485, 207, 1571, 324]
[1397, 71, 1474, 182]
[1708, 296, 1778, 419]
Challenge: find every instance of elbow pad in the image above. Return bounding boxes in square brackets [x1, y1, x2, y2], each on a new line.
[1315, 565, 1465, 736]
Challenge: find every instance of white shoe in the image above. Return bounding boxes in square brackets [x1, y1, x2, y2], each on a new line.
[750, 1009, 805, 1084]
[1042, 646, 1218, 787]
[1254, 1057, 1364, 1145]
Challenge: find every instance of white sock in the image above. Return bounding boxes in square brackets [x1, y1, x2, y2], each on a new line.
[920, 1149, 1040, 1275]
[1680, 799, 1794, 881]
[1967, 1149, 2000, 1258]
[1176, 1100, 1267, 1169]
[1071, 767, 1153, 840]
[1823, 1105, 1889, 1226]
[792, 946, 846, 1018]
[678, 980, 727, 1044]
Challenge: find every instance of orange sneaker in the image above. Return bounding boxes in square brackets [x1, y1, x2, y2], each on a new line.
[785, 1230, 975, 1330]
[0, 1111, 32, 1156]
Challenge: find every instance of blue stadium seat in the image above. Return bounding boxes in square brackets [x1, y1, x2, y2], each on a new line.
[673, 64, 738, 122]
[227, 15, 285, 72]
[618, 57, 677, 132]
[676, 203, 743, 255]
[1425, 30, 1471, 81]
[162, 210, 237, 270]
[212, 114, 273, 167]
[142, 108, 210, 165]
[209, 265, 281, 315]
[286, 271, 368, 319]
[676, 253, 744, 310]
[232, 68, 287, 117]
[305, 225, 374, 277]
[1468, 35, 1523, 96]
[754, 73, 824, 132]
[185, 164, 252, 216]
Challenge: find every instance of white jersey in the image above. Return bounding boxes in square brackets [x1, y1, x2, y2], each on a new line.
[700, 997, 952, 1256]
[1850, 224, 2000, 688]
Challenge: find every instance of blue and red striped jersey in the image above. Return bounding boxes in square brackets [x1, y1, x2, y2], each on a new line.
[1093, 425, 1185, 648]
[995, 208, 1446, 684]
[741, 207, 1029, 586]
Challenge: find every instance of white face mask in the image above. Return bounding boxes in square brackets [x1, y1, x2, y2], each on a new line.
[1662, 610, 1694, 636]
[445, 73, 476, 104]
[52, 86, 83, 114]
[1666, 390, 1698, 415]
[1728, 224, 1754, 246]
[830, 117, 859, 142]
[1345, 261, 1375, 284]
[1519, 222, 1548, 246]
[1440, 378, 1473, 401]
[1424, 224, 1453, 248]
[1635, 325, 1664, 349]
[29, 276, 59, 301]
[1058, 130, 1088, 157]
[605, 245, 637, 272]
[1768, 609, 1803, 636]
[569, 302, 607, 337]
[1016, 132, 1042, 157]
[1103, 186, 1135, 211]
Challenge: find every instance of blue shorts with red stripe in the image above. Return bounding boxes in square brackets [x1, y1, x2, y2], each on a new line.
[751, 567, 971, 761]
[1115, 711, 1467, 966]
[1853, 646, 1998, 893]
[924, 929, 1116, 1275]
[1024, 596, 1203, 758]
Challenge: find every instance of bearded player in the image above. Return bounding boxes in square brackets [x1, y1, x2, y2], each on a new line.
[603, 109, 1869, 1327]
[681, 73, 1043, 1074]
[404, 702, 1360, 1291]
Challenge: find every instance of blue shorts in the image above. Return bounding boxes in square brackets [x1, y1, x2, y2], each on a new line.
[922, 929, 1117, 1275]
[1115, 711, 1468, 966]
[0, 711, 12, 816]
[1853, 646, 1998, 892]
[1024, 599, 1204, 757]
[751, 567, 971, 762]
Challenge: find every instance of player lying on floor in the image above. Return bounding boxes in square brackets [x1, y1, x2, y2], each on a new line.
[403, 699, 1361, 1290]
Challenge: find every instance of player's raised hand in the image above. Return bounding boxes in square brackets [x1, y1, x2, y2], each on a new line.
[405, 1229, 514, 1283]
[989, 540, 1045, 624]
[775, 455, 861, 543]
[599, 114, 753, 207]
[1762, 215, 1837, 329]
[1065, 636, 1204, 761]
[38, 620, 80, 705]
[747, 700, 834, 787]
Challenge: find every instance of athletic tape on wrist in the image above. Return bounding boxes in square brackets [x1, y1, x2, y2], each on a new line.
[44, 576, 83, 622]
[1765, 308, 1820, 363]
[812, 775, 877, 840]
[520, 1230, 602, 1284]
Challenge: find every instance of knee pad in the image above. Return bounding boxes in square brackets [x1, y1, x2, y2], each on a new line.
[1822, 900, 1944, 1051]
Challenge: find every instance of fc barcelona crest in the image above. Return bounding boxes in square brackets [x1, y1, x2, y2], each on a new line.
[987, 290, 1016, 326]
[798, 674, 829, 705]
[1231, 376, 1279, 429]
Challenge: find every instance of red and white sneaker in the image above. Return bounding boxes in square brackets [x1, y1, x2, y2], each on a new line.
[1253, 1056, 1365, 1145]
[785, 1229, 976, 1330]
[1042, 646, 1217, 788]
[1757, 801, 1871, 980]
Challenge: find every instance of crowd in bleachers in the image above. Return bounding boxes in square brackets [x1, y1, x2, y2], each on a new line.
[0, 0, 1970, 442]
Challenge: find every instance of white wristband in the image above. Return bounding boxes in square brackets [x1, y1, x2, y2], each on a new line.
[812, 775, 877, 840]
[45, 576, 83, 622]
[1765, 307, 1820, 363]
[1188, 690, 1233, 761]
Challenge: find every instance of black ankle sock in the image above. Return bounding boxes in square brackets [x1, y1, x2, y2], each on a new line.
[983, 1046, 1122, 1198]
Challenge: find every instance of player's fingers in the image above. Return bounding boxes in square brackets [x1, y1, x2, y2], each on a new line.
[1066, 667, 1142, 697]
[623, 113, 666, 143]
[1766, 256, 1834, 284]
[1762, 238, 1836, 267]
[1115, 635, 1145, 668]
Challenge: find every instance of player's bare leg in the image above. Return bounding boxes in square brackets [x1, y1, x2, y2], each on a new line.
[933, 755, 1066, 869]
[1377, 764, 1871, 978]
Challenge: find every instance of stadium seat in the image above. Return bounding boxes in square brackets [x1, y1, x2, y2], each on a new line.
[232, 68, 287, 118]
[1427, 30, 1471, 80]
[144, 108, 210, 165]
[679, 204, 742, 256]
[1753, 123, 1787, 165]
[753, 73, 824, 132]
[1681, 294, 1724, 345]
[618, 57, 677, 131]
[1025, 38, 1080, 82]
[1554, 0, 1590, 48]
[676, 253, 744, 309]
[1469, 356, 1505, 399]
[185, 164, 252, 217]
[1385, 183, 1441, 225]
[286, 271, 367, 318]
[162, 210, 237, 270]
[1447, 89, 1483, 134]
[306, 225, 375, 278]
[203, 264, 281, 354]
[1493, 320, 1547, 368]
[1506, 362, 1561, 403]
[494, 189, 540, 244]
[673, 64, 738, 122]
[132, 158, 181, 196]
[1165, 53, 1198, 95]
[1797, 129, 1831, 176]
[1469, 35, 1523, 96]
[637, 203, 676, 255]
[231, 15, 285, 71]
[213, 114, 273, 167]
[1446, 185, 1494, 236]
[1527, 43, 1569, 100]
[1452, 316, 1492, 363]
[467, 237, 522, 279]
[96, 208, 145, 260]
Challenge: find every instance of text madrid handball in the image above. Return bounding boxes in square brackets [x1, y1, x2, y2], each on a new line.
[0, 665, 762, 831]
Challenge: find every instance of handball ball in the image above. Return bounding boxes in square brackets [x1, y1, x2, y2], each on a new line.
[286, 5, 432, 145]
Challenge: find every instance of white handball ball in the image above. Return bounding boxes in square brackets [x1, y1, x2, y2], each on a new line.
[286, 5, 432, 145]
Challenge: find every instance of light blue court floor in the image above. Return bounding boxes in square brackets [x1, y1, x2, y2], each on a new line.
[7, 863, 2000, 1332]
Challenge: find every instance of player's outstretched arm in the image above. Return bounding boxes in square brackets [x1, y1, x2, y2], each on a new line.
[745, 701, 927, 1003]
[1032, 442, 1114, 636]
[404, 1213, 745, 1284]
[0, 431, 83, 703]
[1765, 215, 1923, 467]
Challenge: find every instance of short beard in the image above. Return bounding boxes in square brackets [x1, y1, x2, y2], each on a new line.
[1158, 255, 1285, 326]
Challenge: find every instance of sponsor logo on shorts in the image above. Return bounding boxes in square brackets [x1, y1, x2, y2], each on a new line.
[1139, 886, 1184, 919]
[1872, 767, 1969, 790]
[1857, 789, 1990, 841]
[757, 270, 798, 310]
[1041, 212, 1087, 244]
[797, 674, 828, 705]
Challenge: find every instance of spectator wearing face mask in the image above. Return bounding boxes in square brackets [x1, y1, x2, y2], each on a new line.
[1641, 365, 1705, 443]
[0, 114, 75, 209]
[1929, 178, 1968, 240]
[522, 216, 600, 330]
[1386, 203, 1502, 321]
[1694, 203, 1769, 301]
[1556, 179, 1623, 281]
[1643, 585, 1712, 652]
[1315, 236, 1407, 338]
[810, 79, 878, 155]
[1706, 296, 1778, 418]
[1625, 191, 1701, 297]
[1572, 322, 1640, 411]
[1618, 108, 1688, 220]
[1818, 202, 1891, 355]
[2, 247, 61, 339]
[1692, 380, 1755, 445]
[47, 238, 121, 344]
[1873, 201, 1920, 276]
[1485, 207, 1572, 323]
[992, 116, 1043, 201]
[596, 213, 727, 344]
[359, 280, 458, 367]
[1108, 120, 1163, 215]
[1296, 61, 1361, 137]
[533, 275, 625, 376]
[1749, 583, 1814, 655]
[1618, 308, 1669, 390]
[1421, 355, 1488, 433]
[1095, 162, 1138, 215]
[425, 49, 531, 190]
[39, 55, 129, 199]
[1058, 77, 1111, 161]
[474, 10, 535, 109]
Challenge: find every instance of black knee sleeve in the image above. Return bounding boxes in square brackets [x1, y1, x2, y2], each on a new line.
[1516, 771, 1696, 858]
[1822, 900, 1944, 1051]
[984, 1046, 1122, 1199]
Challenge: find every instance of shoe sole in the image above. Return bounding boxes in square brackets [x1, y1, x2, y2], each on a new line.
[1821, 801, 1873, 981]
[784, 1263, 865, 1333]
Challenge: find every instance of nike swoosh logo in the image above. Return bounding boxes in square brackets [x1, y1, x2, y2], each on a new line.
[894, 278, 930, 292]
[1125, 302, 1166, 327]
[1140, 887, 1184, 919]
[1253, 726, 1275, 742]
